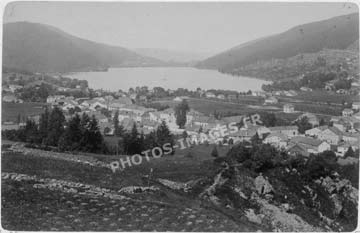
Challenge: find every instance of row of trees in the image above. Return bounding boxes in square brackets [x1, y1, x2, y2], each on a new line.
[2, 107, 107, 153]
[111, 121, 174, 155]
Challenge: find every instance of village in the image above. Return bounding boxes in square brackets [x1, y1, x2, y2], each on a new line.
[3, 79, 359, 158]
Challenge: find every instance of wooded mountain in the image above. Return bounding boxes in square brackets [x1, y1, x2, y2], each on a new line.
[3, 22, 164, 73]
[197, 13, 359, 72]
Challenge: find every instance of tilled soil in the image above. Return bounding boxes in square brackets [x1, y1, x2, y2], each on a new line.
[2, 179, 242, 231]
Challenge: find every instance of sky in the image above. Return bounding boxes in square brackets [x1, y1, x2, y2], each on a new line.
[3, 1, 359, 54]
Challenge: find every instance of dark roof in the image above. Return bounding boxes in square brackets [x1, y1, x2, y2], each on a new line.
[269, 125, 298, 131]
[290, 136, 324, 147]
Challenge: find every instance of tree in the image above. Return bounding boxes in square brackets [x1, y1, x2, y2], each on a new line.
[251, 133, 262, 145]
[23, 119, 40, 143]
[103, 127, 111, 135]
[344, 147, 355, 158]
[58, 114, 82, 151]
[156, 121, 174, 154]
[175, 100, 190, 128]
[260, 112, 277, 127]
[144, 131, 157, 149]
[81, 115, 105, 153]
[295, 116, 312, 134]
[123, 123, 142, 155]
[16, 114, 21, 124]
[113, 110, 124, 137]
[228, 138, 234, 145]
[211, 146, 219, 158]
[101, 108, 111, 118]
[38, 107, 49, 143]
[44, 106, 65, 146]
[182, 130, 188, 139]
[319, 118, 326, 126]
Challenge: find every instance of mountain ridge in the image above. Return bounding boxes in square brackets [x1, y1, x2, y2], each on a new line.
[197, 13, 359, 73]
[3, 21, 166, 73]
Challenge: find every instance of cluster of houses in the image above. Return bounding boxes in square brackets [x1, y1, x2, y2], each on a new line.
[2, 84, 24, 103]
[181, 107, 360, 158]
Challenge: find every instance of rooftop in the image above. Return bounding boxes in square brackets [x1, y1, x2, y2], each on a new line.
[290, 136, 324, 147]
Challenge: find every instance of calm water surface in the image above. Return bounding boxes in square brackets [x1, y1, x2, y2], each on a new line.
[67, 67, 269, 92]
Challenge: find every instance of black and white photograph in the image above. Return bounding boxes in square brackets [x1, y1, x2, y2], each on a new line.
[1, 1, 359, 231]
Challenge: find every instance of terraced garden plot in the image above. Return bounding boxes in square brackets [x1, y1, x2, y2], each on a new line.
[2, 178, 244, 231]
[2, 149, 258, 231]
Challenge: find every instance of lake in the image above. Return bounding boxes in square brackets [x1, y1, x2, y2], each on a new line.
[67, 67, 269, 92]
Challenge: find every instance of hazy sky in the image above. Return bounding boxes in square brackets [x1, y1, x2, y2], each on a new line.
[3, 2, 358, 54]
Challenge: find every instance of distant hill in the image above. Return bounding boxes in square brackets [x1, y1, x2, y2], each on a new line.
[134, 48, 213, 64]
[3, 22, 165, 73]
[197, 13, 359, 75]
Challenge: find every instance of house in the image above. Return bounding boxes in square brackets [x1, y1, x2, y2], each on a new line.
[333, 120, 351, 132]
[2, 86, 11, 93]
[98, 122, 113, 135]
[192, 116, 211, 127]
[185, 124, 203, 135]
[173, 97, 183, 102]
[318, 127, 343, 145]
[325, 80, 336, 91]
[252, 91, 267, 97]
[352, 102, 360, 111]
[217, 94, 226, 100]
[263, 132, 288, 148]
[222, 115, 244, 125]
[227, 94, 237, 100]
[2, 122, 20, 131]
[342, 108, 354, 117]
[129, 93, 137, 100]
[108, 97, 133, 110]
[297, 113, 319, 127]
[121, 118, 137, 131]
[117, 105, 153, 119]
[305, 127, 323, 137]
[287, 143, 309, 157]
[256, 126, 271, 139]
[354, 112, 360, 120]
[158, 108, 178, 129]
[283, 104, 295, 113]
[273, 91, 283, 96]
[84, 100, 107, 110]
[57, 86, 70, 92]
[331, 116, 359, 132]
[337, 141, 359, 157]
[8, 84, 23, 92]
[59, 99, 77, 111]
[141, 119, 160, 132]
[300, 87, 312, 92]
[205, 92, 216, 98]
[2, 94, 19, 103]
[139, 95, 148, 102]
[117, 110, 139, 122]
[337, 89, 348, 95]
[342, 132, 360, 143]
[268, 126, 298, 138]
[284, 90, 297, 97]
[264, 96, 278, 105]
[191, 116, 218, 131]
[289, 136, 331, 154]
[228, 128, 257, 144]
[89, 111, 108, 123]
[186, 109, 204, 125]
